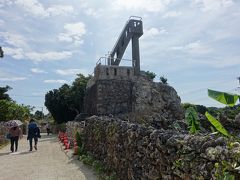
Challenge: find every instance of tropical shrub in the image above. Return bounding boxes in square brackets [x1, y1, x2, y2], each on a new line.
[205, 111, 229, 137]
[0, 100, 31, 121]
[145, 71, 156, 80]
[185, 107, 200, 134]
[205, 89, 240, 137]
[160, 75, 168, 84]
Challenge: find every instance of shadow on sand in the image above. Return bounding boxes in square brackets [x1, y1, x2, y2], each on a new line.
[0, 150, 36, 156]
[0, 152, 11, 156]
[60, 145, 98, 180]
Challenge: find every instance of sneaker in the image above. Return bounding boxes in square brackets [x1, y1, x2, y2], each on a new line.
[29, 149, 32, 151]
[34, 145, 37, 150]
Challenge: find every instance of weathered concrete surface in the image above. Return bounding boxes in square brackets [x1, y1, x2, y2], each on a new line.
[0, 134, 97, 180]
[85, 75, 184, 121]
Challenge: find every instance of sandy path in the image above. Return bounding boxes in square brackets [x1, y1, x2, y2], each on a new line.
[0, 134, 97, 180]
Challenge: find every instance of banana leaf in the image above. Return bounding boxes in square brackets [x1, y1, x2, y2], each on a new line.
[205, 111, 229, 137]
[208, 89, 239, 107]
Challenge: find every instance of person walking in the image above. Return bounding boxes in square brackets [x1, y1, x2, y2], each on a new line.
[9, 126, 22, 152]
[27, 119, 41, 151]
[46, 123, 50, 136]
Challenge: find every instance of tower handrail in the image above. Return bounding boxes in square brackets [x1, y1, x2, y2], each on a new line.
[96, 56, 135, 66]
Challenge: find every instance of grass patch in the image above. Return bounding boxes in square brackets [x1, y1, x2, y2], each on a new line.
[0, 141, 9, 149]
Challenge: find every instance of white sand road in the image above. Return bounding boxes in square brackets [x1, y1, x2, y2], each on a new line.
[0, 134, 97, 180]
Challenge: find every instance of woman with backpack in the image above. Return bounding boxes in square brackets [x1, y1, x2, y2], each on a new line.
[27, 119, 41, 151]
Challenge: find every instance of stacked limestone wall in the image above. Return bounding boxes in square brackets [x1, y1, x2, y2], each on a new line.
[66, 117, 240, 180]
[66, 121, 85, 146]
[85, 80, 134, 115]
[85, 75, 184, 120]
[0, 122, 8, 145]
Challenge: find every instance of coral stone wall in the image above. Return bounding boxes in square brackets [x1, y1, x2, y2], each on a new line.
[0, 122, 8, 144]
[84, 79, 134, 115]
[66, 117, 240, 180]
[66, 121, 85, 146]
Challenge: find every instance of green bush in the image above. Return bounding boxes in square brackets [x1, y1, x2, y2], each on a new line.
[92, 160, 105, 174]
[145, 71, 156, 80]
[75, 131, 82, 147]
[160, 76, 168, 84]
[182, 103, 196, 110]
[185, 107, 200, 134]
[105, 173, 117, 180]
[80, 154, 94, 166]
[77, 145, 85, 156]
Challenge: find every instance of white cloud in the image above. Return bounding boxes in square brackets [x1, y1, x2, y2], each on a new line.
[0, 32, 27, 48]
[185, 41, 211, 54]
[143, 27, 167, 39]
[0, 77, 26, 81]
[4, 47, 25, 59]
[194, 0, 234, 11]
[205, 56, 240, 68]
[58, 22, 86, 45]
[0, 0, 14, 8]
[46, 5, 74, 16]
[31, 68, 47, 73]
[44, 79, 67, 84]
[163, 11, 182, 18]
[4, 46, 72, 62]
[171, 41, 211, 54]
[56, 69, 80, 76]
[15, 0, 74, 18]
[76, 0, 102, 17]
[25, 51, 72, 62]
[113, 0, 173, 13]
[15, 0, 47, 17]
[0, 71, 26, 81]
[84, 8, 101, 17]
[55, 68, 90, 76]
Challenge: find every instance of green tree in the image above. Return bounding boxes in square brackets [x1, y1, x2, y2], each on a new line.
[0, 85, 12, 101]
[34, 110, 44, 120]
[195, 105, 208, 115]
[181, 103, 196, 110]
[0, 46, 4, 58]
[45, 88, 72, 124]
[160, 76, 168, 84]
[0, 100, 31, 121]
[145, 71, 156, 80]
[45, 74, 91, 124]
[71, 74, 91, 113]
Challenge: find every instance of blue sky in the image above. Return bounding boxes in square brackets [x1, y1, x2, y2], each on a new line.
[0, 0, 239, 113]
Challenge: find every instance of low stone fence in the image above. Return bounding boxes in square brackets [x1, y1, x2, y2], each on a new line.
[66, 121, 85, 146]
[0, 122, 8, 145]
[66, 116, 240, 179]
